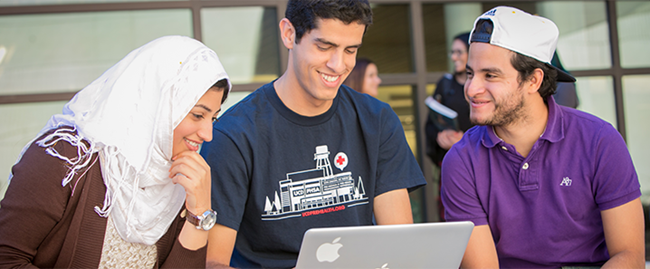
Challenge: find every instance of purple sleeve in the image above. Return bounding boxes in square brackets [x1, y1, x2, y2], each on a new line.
[440, 144, 488, 226]
[592, 124, 641, 210]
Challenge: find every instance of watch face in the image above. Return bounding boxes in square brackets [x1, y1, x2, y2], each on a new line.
[200, 210, 217, 231]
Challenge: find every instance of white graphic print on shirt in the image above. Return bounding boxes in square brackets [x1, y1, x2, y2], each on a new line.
[261, 145, 369, 221]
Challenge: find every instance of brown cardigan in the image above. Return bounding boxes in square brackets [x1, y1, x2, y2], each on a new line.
[0, 131, 207, 268]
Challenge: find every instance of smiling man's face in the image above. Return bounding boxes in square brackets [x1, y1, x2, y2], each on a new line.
[464, 42, 527, 126]
[287, 18, 365, 103]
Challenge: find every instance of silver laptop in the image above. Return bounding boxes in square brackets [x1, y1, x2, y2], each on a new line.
[295, 221, 474, 269]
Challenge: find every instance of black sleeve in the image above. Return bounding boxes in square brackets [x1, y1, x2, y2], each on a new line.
[425, 78, 451, 166]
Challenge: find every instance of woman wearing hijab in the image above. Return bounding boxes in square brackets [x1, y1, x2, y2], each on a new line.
[0, 35, 230, 268]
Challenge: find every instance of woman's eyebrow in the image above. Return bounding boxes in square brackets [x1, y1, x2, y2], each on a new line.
[194, 104, 212, 113]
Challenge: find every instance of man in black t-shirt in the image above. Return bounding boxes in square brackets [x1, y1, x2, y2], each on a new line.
[201, 0, 426, 268]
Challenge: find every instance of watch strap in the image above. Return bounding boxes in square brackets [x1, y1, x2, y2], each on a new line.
[183, 209, 201, 227]
[182, 209, 217, 231]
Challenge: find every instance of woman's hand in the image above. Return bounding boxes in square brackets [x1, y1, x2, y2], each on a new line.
[437, 129, 464, 150]
[169, 151, 213, 250]
[169, 151, 212, 216]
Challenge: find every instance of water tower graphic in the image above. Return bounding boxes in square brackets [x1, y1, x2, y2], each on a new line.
[262, 145, 368, 220]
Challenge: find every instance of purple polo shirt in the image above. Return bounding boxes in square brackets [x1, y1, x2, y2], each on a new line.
[441, 96, 641, 268]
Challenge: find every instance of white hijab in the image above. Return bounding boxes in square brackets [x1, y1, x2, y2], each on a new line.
[10, 35, 230, 245]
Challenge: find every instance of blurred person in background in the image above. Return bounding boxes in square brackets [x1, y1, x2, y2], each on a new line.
[343, 57, 382, 97]
[425, 32, 475, 220]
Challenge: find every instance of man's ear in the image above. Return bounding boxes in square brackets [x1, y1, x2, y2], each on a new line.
[279, 18, 296, 50]
[528, 68, 544, 94]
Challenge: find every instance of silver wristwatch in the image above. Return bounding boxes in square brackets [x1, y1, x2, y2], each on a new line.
[185, 209, 217, 231]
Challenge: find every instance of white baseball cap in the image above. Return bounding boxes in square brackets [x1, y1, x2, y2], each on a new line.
[469, 6, 576, 82]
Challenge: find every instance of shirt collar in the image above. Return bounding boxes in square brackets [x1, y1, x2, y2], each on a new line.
[481, 95, 565, 148]
[540, 95, 565, 143]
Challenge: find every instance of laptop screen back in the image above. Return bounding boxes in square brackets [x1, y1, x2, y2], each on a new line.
[295, 221, 474, 269]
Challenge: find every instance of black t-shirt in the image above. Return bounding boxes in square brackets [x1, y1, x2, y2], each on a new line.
[201, 82, 426, 268]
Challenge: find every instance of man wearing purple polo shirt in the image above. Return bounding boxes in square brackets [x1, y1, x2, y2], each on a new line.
[441, 6, 644, 269]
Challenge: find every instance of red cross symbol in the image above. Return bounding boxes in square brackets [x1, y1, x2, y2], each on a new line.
[336, 155, 346, 165]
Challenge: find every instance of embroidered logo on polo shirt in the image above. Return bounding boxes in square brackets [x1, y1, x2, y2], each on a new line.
[560, 177, 572, 186]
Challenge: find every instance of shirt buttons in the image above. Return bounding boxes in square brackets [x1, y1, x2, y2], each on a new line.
[522, 163, 529, 170]
[501, 146, 508, 151]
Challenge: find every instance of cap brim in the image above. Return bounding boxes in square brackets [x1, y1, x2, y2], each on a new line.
[547, 64, 576, 82]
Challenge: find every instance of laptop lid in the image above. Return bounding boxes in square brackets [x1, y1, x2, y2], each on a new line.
[295, 221, 474, 269]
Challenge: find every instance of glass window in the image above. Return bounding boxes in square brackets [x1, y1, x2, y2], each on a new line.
[201, 7, 280, 84]
[574, 76, 617, 127]
[617, 1, 650, 69]
[622, 75, 650, 203]
[0, 0, 179, 6]
[424, 2, 482, 73]
[357, 4, 412, 74]
[0, 10, 193, 96]
[375, 85, 417, 156]
[0, 101, 67, 201]
[476, 1, 612, 71]
[422, 3, 447, 73]
[536, 1, 611, 71]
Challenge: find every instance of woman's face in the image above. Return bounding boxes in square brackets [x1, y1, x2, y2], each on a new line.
[362, 63, 382, 97]
[172, 87, 224, 158]
[450, 39, 468, 74]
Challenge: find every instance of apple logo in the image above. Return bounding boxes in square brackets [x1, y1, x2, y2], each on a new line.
[316, 237, 343, 262]
[375, 263, 389, 269]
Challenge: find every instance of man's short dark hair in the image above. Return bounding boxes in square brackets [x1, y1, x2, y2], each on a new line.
[286, 0, 373, 43]
[510, 53, 558, 100]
